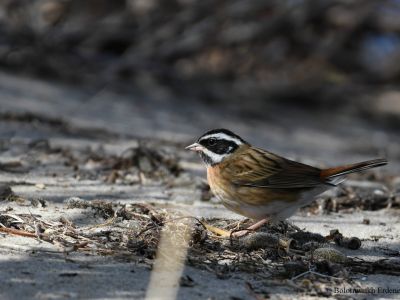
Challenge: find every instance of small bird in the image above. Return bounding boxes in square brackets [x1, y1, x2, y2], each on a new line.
[186, 129, 387, 237]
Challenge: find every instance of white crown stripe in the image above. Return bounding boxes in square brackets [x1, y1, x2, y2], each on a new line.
[200, 133, 243, 145]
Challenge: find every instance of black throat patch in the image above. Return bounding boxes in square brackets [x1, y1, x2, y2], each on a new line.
[199, 152, 214, 165]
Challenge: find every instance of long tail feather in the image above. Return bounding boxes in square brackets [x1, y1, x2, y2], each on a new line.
[320, 158, 387, 184]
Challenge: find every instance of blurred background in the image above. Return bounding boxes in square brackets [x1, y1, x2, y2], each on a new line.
[0, 0, 399, 168]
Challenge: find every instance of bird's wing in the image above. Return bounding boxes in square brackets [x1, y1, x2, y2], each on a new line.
[224, 147, 325, 189]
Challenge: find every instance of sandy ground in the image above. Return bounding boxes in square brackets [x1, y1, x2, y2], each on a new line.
[1, 202, 400, 300]
[1, 72, 400, 299]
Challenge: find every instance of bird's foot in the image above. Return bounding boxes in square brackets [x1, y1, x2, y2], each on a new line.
[200, 218, 270, 238]
[200, 222, 231, 237]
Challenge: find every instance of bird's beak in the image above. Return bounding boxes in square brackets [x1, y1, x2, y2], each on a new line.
[185, 143, 204, 152]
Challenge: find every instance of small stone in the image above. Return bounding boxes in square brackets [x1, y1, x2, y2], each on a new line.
[35, 183, 46, 190]
[124, 173, 139, 184]
[65, 197, 89, 209]
[289, 231, 326, 246]
[241, 232, 279, 251]
[312, 248, 347, 263]
[346, 237, 362, 250]
[0, 184, 13, 200]
[283, 261, 308, 277]
[31, 199, 40, 207]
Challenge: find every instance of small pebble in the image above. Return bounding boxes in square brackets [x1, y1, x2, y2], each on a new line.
[241, 232, 279, 251]
[0, 184, 13, 200]
[312, 247, 347, 263]
[341, 237, 362, 250]
[35, 183, 46, 190]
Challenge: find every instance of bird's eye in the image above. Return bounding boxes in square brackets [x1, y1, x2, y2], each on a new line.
[208, 138, 217, 146]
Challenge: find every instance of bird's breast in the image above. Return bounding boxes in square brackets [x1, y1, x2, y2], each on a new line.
[207, 166, 231, 200]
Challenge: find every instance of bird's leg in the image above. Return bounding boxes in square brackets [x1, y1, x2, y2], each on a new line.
[231, 218, 269, 238]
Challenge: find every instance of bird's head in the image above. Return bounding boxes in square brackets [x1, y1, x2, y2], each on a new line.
[186, 129, 249, 166]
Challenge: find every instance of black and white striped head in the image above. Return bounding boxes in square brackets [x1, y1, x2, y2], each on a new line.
[186, 129, 248, 166]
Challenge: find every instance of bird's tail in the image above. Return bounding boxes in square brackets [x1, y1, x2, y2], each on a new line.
[320, 158, 388, 185]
